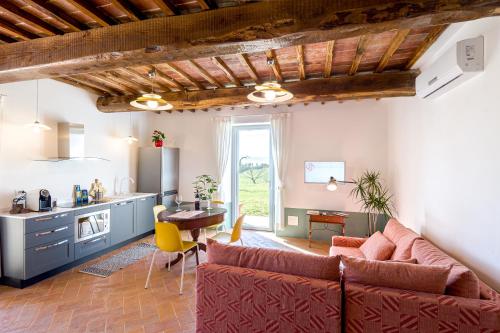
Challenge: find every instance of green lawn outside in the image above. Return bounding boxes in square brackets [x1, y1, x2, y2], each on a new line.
[238, 166, 269, 216]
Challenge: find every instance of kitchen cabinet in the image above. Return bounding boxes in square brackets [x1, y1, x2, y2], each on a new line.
[0, 211, 75, 281]
[75, 234, 111, 260]
[110, 200, 135, 246]
[0, 194, 156, 288]
[135, 195, 156, 235]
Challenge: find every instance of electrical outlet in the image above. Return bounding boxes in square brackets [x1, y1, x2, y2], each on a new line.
[287, 215, 299, 226]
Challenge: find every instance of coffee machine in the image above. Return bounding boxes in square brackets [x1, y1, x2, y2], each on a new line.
[38, 189, 52, 212]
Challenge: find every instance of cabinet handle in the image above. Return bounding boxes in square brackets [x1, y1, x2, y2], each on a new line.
[84, 236, 105, 245]
[140, 198, 146, 201]
[35, 239, 68, 252]
[34, 216, 53, 222]
[54, 213, 68, 219]
[35, 226, 69, 237]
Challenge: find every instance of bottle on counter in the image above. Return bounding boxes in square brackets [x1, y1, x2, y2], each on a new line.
[81, 190, 89, 204]
[194, 190, 200, 210]
[73, 185, 82, 204]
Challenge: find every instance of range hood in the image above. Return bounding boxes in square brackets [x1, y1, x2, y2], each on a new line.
[34, 123, 109, 162]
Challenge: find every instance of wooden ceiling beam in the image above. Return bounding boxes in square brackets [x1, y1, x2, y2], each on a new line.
[150, 0, 178, 16]
[187, 60, 223, 88]
[324, 41, 335, 78]
[0, 0, 498, 82]
[55, 77, 110, 96]
[65, 0, 116, 27]
[151, 66, 185, 90]
[25, 0, 85, 31]
[265, 50, 283, 82]
[162, 63, 205, 90]
[97, 71, 418, 112]
[349, 35, 370, 75]
[196, 0, 217, 10]
[0, 34, 18, 43]
[375, 29, 410, 72]
[68, 75, 121, 95]
[109, 0, 146, 21]
[211, 57, 242, 86]
[236, 53, 260, 84]
[0, 2, 63, 36]
[405, 25, 448, 70]
[99, 72, 146, 94]
[83, 73, 137, 95]
[0, 19, 39, 40]
[295, 45, 306, 80]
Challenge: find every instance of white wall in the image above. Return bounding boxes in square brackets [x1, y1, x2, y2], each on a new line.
[144, 101, 390, 211]
[387, 17, 500, 289]
[0, 79, 148, 208]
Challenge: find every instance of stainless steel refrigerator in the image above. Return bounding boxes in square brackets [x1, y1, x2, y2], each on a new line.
[137, 147, 179, 207]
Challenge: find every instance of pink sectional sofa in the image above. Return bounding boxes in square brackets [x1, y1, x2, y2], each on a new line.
[196, 241, 343, 332]
[335, 219, 500, 332]
[196, 220, 500, 332]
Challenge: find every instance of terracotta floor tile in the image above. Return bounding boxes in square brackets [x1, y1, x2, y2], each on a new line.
[0, 233, 328, 333]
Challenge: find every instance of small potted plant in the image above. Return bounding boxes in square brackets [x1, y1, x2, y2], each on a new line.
[193, 175, 218, 210]
[152, 130, 166, 147]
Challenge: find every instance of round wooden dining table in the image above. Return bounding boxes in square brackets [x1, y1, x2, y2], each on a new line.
[157, 205, 227, 267]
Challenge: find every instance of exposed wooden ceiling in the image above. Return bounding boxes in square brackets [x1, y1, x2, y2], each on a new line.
[0, 0, 498, 113]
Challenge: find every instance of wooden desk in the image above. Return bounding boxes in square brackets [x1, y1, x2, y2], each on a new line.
[307, 211, 349, 247]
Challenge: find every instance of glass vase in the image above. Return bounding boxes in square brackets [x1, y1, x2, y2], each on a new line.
[206, 199, 212, 210]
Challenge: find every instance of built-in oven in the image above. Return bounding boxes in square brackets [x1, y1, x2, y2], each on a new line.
[74, 209, 110, 243]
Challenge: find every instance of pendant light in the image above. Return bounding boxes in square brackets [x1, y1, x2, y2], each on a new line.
[247, 58, 293, 104]
[125, 112, 138, 144]
[130, 70, 173, 111]
[26, 80, 51, 133]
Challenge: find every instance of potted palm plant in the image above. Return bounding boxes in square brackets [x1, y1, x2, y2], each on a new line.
[193, 175, 218, 210]
[350, 171, 393, 236]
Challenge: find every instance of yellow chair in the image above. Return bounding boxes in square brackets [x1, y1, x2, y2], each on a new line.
[145, 222, 199, 295]
[209, 214, 245, 246]
[153, 205, 166, 223]
[203, 200, 227, 240]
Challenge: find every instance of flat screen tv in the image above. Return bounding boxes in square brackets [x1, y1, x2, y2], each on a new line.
[304, 161, 345, 183]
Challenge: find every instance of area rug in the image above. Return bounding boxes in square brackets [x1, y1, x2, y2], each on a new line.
[242, 231, 299, 253]
[79, 242, 156, 278]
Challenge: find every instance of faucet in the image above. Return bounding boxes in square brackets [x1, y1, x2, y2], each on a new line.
[119, 177, 135, 195]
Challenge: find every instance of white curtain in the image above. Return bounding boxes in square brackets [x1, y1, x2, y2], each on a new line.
[213, 116, 232, 201]
[270, 113, 291, 230]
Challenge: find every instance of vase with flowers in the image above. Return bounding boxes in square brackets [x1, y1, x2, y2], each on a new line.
[152, 130, 166, 147]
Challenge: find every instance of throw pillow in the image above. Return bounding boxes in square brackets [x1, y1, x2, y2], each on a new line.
[359, 231, 396, 260]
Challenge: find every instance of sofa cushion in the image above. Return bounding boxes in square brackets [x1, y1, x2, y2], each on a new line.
[412, 239, 480, 299]
[207, 239, 341, 281]
[329, 246, 365, 258]
[383, 218, 422, 260]
[341, 256, 451, 294]
[359, 231, 396, 260]
[331, 236, 366, 248]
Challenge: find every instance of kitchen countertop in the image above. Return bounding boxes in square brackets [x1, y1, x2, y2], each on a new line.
[0, 193, 157, 219]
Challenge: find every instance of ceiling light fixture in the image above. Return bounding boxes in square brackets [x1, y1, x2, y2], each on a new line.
[247, 58, 293, 104]
[26, 80, 51, 133]
[130, 70, 173, 111]
[124, 112, 138, 144]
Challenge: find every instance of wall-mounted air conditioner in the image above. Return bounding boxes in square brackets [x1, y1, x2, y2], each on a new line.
[416, 36, 484, 99]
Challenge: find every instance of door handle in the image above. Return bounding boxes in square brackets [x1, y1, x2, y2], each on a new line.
[35, 239, 68, 252]
[84, 236, 105, 245]
[35, 225, 69, 237]
[34, 216, 53, 222]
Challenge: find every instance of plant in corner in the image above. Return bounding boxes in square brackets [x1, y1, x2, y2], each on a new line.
[350, 171, 394, 236]
[151, 130, 166, 147]
[193, 175, 218, 210]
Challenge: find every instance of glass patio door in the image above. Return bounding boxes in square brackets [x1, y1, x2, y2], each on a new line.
[231, 124, 274, 231]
